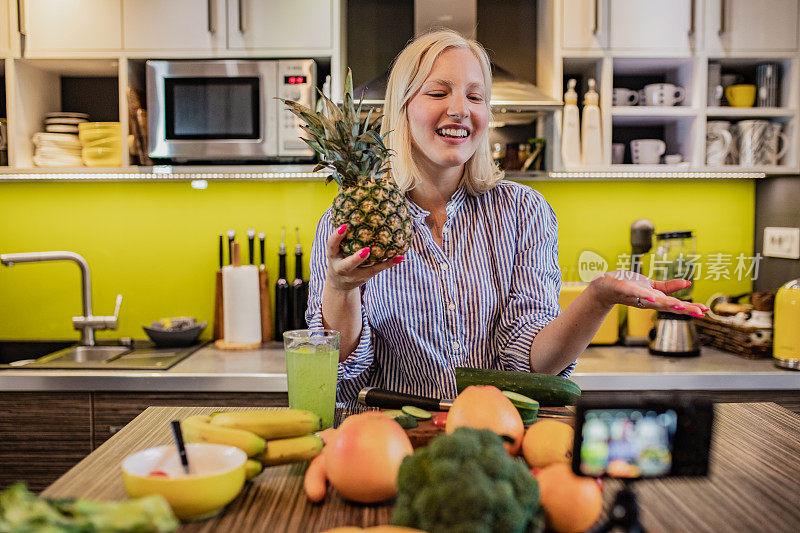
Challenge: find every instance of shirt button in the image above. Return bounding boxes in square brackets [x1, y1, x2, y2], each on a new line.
[448, 303, 456, 311]
[441, 263, 449, 271]
[452, 341, 460, 351]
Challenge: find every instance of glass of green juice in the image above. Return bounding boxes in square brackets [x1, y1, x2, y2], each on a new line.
[283, 329, 340, 429]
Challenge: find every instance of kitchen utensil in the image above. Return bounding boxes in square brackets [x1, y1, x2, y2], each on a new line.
[653, 230, 695, 300]
[258, 232, 272, 342]
[756, 62, 780, 107]
[663, 154, 683, 165]
[773, 278, 800, 369]
[275, 227, 291, 341]
[357, 387, 567, 416]
[247, 229, 255, 265]
[214, 235, 224, 340]
[82, 145, 122, 167]
[725, 84, 756, 107]
[706, 121, 734, 166]
[170, 420, 191, 474]
[291, 227, 309, 330]
[737, 120, 788, 166]
[611, 143, 625, 164]
[642, 83, 686, 106]
[284, 329, 339, 429]
[221, 242, 261, 346]
[46, 111, 89, 119]
[45, 124, 80, 133]
[126, 87, 152, 165]
[121, 443, 247, 520]
[613, 88, 639, 106]
[649, 312, 700, 357]
[630, 139, 666, 164]
[226, 229, 235, 265]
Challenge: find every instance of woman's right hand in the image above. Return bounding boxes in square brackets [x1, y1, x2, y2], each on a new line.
[324, 223, 404, 292]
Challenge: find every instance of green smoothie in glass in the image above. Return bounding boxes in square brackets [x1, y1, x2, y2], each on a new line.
[283, 330, 340, 429]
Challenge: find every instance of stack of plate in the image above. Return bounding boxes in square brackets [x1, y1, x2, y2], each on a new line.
[43, 111, 89, 134]
[32, 112, 89, 167]
[78, 122, 122, 167]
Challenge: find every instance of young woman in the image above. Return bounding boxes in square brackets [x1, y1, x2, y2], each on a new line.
[306, 30, 706, 406]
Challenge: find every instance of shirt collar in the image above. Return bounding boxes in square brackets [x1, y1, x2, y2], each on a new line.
[406, 183, 468, 222]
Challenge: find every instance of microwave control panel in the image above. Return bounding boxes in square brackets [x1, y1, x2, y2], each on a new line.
[277, 60, 317, 157]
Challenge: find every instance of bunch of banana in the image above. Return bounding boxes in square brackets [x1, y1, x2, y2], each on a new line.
[181, 409, 325, 476]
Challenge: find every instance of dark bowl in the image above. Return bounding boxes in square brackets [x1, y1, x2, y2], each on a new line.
[142, 323, 206, 348]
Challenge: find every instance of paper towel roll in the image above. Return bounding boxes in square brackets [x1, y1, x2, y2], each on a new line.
[222, 264, 262, 345]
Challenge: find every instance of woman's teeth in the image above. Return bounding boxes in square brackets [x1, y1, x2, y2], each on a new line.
[436, 128, 469, 138]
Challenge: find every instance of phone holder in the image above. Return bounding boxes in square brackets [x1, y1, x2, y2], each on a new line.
[591, 480, 644, 533]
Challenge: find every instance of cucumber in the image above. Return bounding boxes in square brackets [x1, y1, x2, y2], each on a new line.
[455, 367, 581, 406]
[518, 407, 539, 425]
[384, 410, 418, 429]
[401, 405, 432, 420]
[501, 390, 540, 411]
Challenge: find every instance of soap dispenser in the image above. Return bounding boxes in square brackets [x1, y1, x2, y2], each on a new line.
[561, 79, 581, 167]
[581, 78, 603, 166]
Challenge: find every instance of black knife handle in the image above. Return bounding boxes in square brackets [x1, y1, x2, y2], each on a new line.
[358, 387, 444, 411]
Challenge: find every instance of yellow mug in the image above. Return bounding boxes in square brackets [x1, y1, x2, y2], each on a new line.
[725, 84, 756, 107]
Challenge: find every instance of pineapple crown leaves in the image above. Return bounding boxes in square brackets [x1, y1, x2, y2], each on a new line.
[279, 68, 393, 188]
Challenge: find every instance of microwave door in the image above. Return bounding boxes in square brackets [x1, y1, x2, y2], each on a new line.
[147, 60, 278, 160]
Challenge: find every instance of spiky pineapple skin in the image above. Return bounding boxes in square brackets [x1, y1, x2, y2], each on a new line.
[332, 179, 413, 267]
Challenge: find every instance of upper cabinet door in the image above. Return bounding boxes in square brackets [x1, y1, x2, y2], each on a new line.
[23, 0, 122, 53]
[704, 0, 799, 53]
[123, 0, 226, 51]
[227, 0, 333, 50]
[562, 0, 608, 51]
[608, 0, 695, 53]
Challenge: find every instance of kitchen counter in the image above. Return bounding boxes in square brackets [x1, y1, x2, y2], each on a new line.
[0, 342, 797, 392]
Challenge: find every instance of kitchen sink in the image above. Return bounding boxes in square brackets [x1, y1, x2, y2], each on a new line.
[0, 340, 76, 365]
[0, 340, 208, 370]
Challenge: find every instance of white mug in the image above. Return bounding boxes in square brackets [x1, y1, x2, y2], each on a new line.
[630, 139, 666, 164]
[613, 88, 639, 106]
[737, 120, 788, 167]
[706, 121, 734, 166]
[763, 123, 789, 165]
[643, 83, 686, 106]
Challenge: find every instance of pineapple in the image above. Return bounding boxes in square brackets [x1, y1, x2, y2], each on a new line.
[281, 69, 414, 267]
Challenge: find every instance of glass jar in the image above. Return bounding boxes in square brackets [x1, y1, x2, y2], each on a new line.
[653, 231, 696, 300]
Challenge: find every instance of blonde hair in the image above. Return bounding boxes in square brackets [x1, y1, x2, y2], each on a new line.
[381, 30, 503, 195]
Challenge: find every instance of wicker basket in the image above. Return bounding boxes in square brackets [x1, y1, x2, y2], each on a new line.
[694, 316, 772, 359]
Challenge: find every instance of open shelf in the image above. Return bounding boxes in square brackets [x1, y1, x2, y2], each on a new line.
[706, 107, 797, 117]
[613, 57, 694, 107]
[612, 106, 699, 117]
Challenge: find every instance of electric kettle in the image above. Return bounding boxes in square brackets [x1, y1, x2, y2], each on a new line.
[774, 278, 800, 370]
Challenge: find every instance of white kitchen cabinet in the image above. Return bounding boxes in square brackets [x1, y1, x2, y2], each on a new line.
[561, 0, 607, 51]
[227, 0, 332, 50]
[21, 0, 122, 54]
[608, 0, 695, 53]
[122, 0, 226, 51]
[704, 0, 799, 53]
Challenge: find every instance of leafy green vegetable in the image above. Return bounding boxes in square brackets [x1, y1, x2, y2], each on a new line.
[391, 427, 544, 533]
[0, 483, 178, 533]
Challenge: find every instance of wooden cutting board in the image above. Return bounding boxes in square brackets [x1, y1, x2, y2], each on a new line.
[402, 407, 575, 448]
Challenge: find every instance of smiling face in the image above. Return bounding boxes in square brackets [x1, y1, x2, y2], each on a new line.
[406, 47, 489, 182]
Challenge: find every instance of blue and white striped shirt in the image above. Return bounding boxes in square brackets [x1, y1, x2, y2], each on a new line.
[306, 180, 575, 407]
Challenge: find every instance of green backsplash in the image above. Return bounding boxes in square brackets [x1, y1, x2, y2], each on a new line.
[0, 179, 754, 341]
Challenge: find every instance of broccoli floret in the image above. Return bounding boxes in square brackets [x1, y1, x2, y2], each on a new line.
[391, 427, 543, 533]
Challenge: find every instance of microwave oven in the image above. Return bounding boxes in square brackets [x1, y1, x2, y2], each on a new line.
[146, 59, 316, 162]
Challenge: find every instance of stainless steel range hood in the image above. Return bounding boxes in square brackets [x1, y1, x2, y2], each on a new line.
[353, 0, 562, 124]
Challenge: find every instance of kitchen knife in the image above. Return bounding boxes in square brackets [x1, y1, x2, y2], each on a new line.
[227, 229, 236, 265]
[258, 232, 266, 269]
[218, 234, 224, 269]
[247, 228, 255, 265]
[358, 387, 569, 416]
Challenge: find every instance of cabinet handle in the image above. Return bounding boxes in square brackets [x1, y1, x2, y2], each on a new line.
[688, 0, 696, 37]
[718, 0, 727, 35]
[17, 0, 25, 35]
[239, 0, 246, 33]
[591, 0, 599, 35]
[207, 0, 215, 33]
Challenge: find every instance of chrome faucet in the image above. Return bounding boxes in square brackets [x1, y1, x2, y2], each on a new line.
[0, 251, 122, 346]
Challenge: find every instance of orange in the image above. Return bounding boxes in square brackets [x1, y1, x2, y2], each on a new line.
[445, 385, 524, 454]
[535, 463, 603, 533]
[521, 419, 574, 468]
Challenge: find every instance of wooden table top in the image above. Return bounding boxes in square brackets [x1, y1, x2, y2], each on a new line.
[42, 403, 800, 532]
